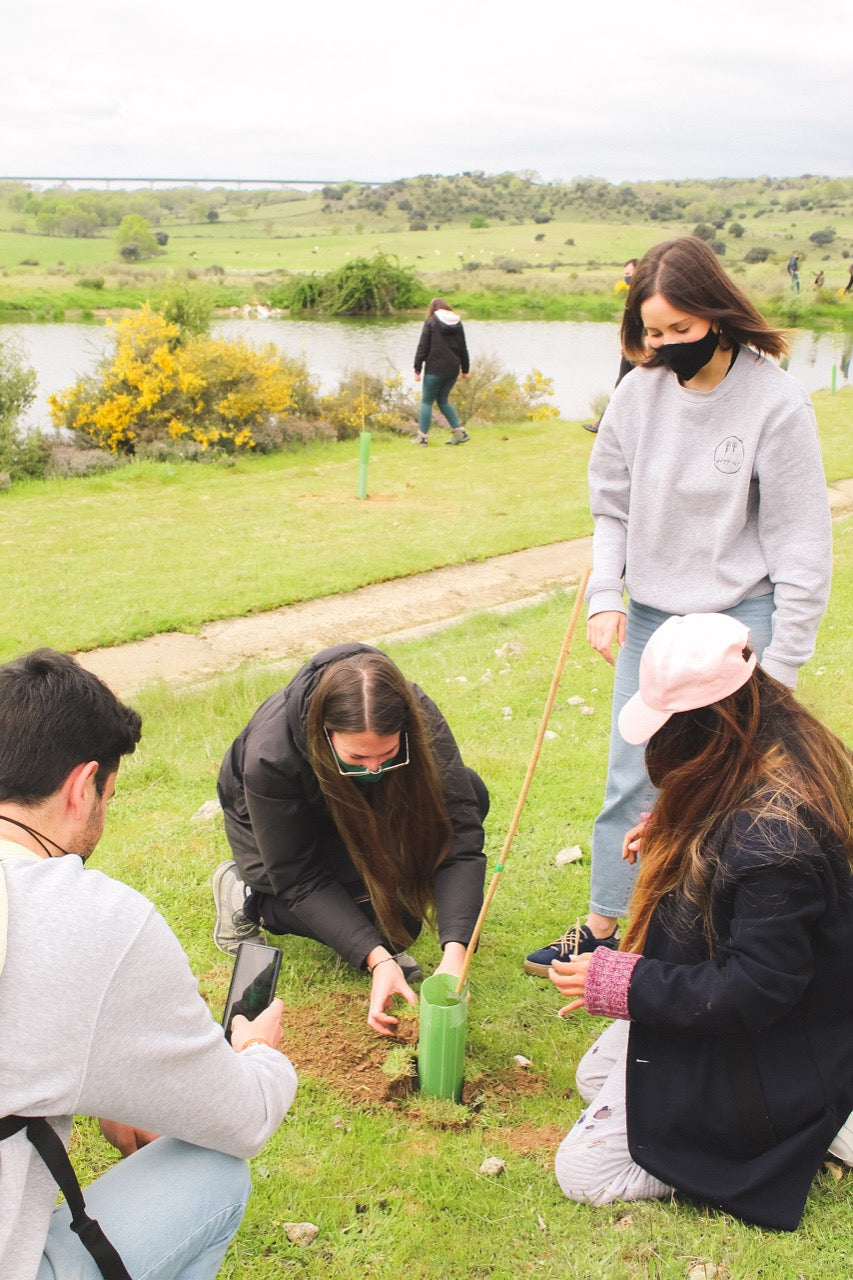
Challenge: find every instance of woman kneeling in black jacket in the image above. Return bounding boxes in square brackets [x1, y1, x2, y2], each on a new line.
[214, 644, 488, 1035]
[550, 612, 853, 1230]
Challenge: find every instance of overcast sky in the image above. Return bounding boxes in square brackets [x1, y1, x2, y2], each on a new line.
[3, 0, 850, 187]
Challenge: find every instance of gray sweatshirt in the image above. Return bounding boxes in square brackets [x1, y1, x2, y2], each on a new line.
[0, 845, 297, 1279]
[586, 349, 832, 686]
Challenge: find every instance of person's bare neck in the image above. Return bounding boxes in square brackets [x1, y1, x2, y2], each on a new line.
[0, 806, 57, 858]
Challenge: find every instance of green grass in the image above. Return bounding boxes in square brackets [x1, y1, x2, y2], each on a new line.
[2, 179, 853, 325]
[0, 421, 594, 659]
[72, 534, 852, 1280]
[3, 391, 851, 663]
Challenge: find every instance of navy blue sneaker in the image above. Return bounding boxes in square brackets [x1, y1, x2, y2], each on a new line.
[523, 923, 619, 976]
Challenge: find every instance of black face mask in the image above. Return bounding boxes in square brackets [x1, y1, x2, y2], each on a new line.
[657, 325, 719, 382]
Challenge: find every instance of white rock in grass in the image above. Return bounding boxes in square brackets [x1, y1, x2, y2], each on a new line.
[513, 1055, 532, 1068]
[555, 845, 583, 867]
[580, 705, 595, 716]
[191, 799, 221, 822]
[687, 1265, 719, 1280]
[566, 695, 584, 706]
[495, 642, 524, 660]
[284, 1222, 319, 1246]
[501, 707, 513, 719]
[544, 729, 558, 740]
[479, 1157, 506, 1176]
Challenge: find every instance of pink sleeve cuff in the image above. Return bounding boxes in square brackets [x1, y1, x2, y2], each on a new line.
[584, 948, 641, 1019]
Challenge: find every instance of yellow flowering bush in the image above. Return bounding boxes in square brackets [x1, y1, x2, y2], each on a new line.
[49, 305, 297, 454]
[452, 356, 558, 425]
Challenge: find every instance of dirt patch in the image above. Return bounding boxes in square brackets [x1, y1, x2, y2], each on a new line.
[278, 990, 550, 1129]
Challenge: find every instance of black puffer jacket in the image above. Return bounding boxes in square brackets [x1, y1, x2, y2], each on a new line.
[217, 644, 486, 967]
[414, 310, 470, 377]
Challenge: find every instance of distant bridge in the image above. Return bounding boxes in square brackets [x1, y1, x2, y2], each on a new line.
[0, 176, 369, 190]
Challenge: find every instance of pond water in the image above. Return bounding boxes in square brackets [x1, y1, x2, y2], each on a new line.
[5, 317, 849, 433]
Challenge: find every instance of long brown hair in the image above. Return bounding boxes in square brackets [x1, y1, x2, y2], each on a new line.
[621, 236, 788, 365]
[425, 297, 453, 319]
[305, 651, 452, 946]
[622, 665, 853, 954]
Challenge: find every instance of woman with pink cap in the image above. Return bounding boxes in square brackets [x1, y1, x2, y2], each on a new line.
[549, 613, 853, 1230]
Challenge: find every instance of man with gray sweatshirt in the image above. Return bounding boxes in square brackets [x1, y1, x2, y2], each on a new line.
[0, 649, 297, 1280]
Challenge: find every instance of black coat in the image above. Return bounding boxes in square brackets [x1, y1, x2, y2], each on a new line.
[414, 313, 470, 377]
[626, 810, 853, 1230]
[217, 644, 486, 967]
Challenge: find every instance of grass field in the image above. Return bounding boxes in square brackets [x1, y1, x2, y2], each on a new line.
[72, 546, 853, 1280]
[4, 180, 852, 1273]
[2, 390, 850, 662]
[2, 177, 853, 324]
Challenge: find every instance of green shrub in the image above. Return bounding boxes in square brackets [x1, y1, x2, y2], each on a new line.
[0, 339, 50, 481]
[286, 254, 426, 316]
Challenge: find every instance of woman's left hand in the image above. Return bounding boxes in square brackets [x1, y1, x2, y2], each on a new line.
[549, 953, 592, 1016]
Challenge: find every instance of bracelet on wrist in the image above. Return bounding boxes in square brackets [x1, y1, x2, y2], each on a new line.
[368, 955, 396, 975]
[237, 1037, 268, 1052]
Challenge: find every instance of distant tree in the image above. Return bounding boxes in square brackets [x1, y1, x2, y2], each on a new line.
[206, 209, 219, 223]
[728, 222, 745, 238]
[57, 210, 100, 238]
[809, 227, 836, 247]
[692, 222, 716, 242]
[743, 246, 773, 263]
[115, 214, 162, 261]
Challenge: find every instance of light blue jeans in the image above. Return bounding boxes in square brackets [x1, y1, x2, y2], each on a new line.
[419, 372, 461, 433]
[37, 1138, 251, 1280]
[589, 595, 775, 919]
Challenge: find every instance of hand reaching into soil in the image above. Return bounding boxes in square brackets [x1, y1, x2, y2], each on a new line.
[368, 959, 417, 1036]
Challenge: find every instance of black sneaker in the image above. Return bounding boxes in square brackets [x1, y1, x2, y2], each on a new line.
[523, 923, 619, 976]
[395, 952, 424, 984]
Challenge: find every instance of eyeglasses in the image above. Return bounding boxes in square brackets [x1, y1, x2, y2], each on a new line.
[324, 728, 410, 776]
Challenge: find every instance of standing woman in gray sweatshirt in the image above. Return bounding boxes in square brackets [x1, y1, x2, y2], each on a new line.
[413, 297, 470, 445]
[524, 235, 832, 973]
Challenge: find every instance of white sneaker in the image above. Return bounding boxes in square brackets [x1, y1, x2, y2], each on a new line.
[212, 860, 261, 955]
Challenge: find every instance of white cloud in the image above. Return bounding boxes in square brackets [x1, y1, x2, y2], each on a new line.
[1, 0, 849, 183]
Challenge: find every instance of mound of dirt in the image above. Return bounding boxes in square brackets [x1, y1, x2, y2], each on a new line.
[278, 990, 554, 1132]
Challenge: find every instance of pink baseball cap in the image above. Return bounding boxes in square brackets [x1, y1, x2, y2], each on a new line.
[618, 613, 757, 745]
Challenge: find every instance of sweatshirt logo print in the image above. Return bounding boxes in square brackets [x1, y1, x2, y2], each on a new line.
[714, 436, 744, 474]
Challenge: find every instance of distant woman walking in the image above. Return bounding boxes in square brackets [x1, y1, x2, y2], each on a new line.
[413, 297, 470, 445]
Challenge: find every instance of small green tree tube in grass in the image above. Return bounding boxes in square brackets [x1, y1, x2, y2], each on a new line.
[358, 431, 371, 498]
[418, 973, 468, 1101]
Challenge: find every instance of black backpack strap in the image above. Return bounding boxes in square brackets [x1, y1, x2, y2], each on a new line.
[0, 1115, 132, 1280]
